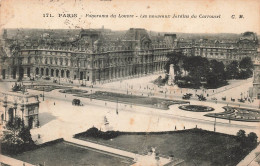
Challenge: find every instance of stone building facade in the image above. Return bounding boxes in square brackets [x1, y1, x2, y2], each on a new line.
[0, 28, 176, 84]
[176, 32, 258, 64]
[251, 59, 260, 99]
[0, 92, 40, 129]
[0, 29, 258, 84]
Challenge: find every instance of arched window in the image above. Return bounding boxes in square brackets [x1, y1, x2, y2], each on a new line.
[51, 69, 54, 77]
[46, 68, 49, 76]
[35, 68, 39, 75]
[66, 70, 70, 78]
[61, 70, 64, 78]
[56, 70, 59, 77]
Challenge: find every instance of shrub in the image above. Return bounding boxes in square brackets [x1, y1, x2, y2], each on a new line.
[81, 127, 121, 140]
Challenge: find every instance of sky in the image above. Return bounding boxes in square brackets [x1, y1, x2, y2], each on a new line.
[0, 0, 259, 34]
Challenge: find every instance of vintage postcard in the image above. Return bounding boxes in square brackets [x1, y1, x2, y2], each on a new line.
[0, 0, 260, 165]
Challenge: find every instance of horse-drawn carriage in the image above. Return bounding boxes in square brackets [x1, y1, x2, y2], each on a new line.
[238, 98, 245, 103]
[72, 99, 83, 106]
[182, 93, 193, 100]
[196, 94, 206, 101]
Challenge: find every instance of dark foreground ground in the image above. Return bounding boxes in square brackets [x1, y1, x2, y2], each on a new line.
[11, 140, 133, 166]
[75, 128, 256, 166]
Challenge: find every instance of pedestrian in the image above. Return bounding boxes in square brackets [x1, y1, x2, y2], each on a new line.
[54, 102, 55, 105]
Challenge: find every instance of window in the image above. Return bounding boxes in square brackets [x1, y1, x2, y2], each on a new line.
[65, 59, 68, 66]
[28, 108, 34, 115]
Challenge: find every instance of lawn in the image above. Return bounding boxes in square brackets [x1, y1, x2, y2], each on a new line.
[26, 85, 71, 92]
[74, 91, 189, 110]
[179, 105, 214, 112]
[12, 141, 132, 166]
[205, 106, 260, 122]
[75, 129, 253, 166]
[59, 89, 88, 94]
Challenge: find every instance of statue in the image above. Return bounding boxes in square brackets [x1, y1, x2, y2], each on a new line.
[101, 116, 112, 132]
[168, 64, 175, 85]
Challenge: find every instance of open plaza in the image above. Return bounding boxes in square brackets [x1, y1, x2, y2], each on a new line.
[1, 72, 260, 166]
[0, 27, 259, 166]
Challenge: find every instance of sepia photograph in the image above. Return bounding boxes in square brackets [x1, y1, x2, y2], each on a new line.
[0, 0, 260, 165]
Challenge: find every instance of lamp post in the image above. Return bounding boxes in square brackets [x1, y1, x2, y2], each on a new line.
[42, 87, 45, 101]
[3, 96, 7, 122]
[214, 116, 216, 132]
[21, 102, 24, 126]
[116, 98, 118, 115]
[13, 102, 18, 124]
[90, 89, 92, 101]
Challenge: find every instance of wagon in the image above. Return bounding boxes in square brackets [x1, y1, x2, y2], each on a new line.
[72, 99, 83, 106]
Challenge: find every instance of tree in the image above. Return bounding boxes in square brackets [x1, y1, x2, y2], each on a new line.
[238, 57, 254, 79]
[1, 119, 35, 155]
[183, 56, 210, 76]
[19, 127, 34, 144]
[182, 56, 210, 87]
[226, 61, 239, 79]
[165, 51, 185, 75]
[247, 132, 258, 147]
[206, 60, 227, 88]
[210, 60, 225, 77]
[236, 129, 250, 150]
[239, 57, 253, 71]
[236, 129, 246, 141]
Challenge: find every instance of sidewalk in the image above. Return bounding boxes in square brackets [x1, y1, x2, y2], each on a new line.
[0, 155, 34, 166]
[237, 144, 260, 166]
[64, 137, 176, 166]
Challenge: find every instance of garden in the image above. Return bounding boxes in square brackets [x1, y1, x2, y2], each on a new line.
[59, 89, 88, 94]
[75, 91, 189, 110]
[161, 51, 253, 89]
[179, 105, 214, 112]
[11, 140, 132, 166]
[26, 85, 71, 92]
[205, 106, 260, 122]
[75, 127, 258, 166]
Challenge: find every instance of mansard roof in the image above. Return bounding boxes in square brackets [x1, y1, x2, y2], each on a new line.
[123, 28, 151, 41]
